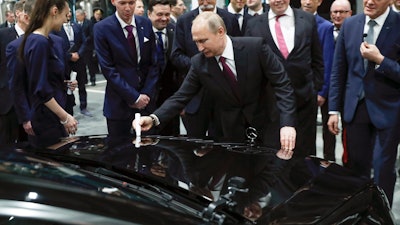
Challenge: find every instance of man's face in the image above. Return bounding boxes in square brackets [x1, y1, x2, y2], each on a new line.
[301, 0, 321, 14]
[134, 0, 145, 16]
[231, 0, 247, 12]
[66, 11, 72, 21]
[75, 13, 85, 22]
[363, 0, 391, 19]
[198, 0, 217, 11]
[191, 22, 225, 58]
[330, 1, 351, 28]
[269, 0, 290, 15]
[246, 0, 261, 9]
[6, 12, 15, 23]
[112, 0, 136, 23]
[171, 0, 187, 17]
[148, 4, 171, 30]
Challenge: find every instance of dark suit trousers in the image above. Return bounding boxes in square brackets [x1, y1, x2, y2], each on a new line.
[320, 101, 336, 161]
[345, 100, 399, 206]
[0, 109, 19, 145]
[84, 50, 100, 83]
[70, 59, 88, 110]
[293, 96, 317, 157]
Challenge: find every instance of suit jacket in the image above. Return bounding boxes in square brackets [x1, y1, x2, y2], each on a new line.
[315, 14, 334, 98]
[170, 7, 241, 114]
[245, 8, 324, 107]
[329, 10, 400, 129]
[94, 14, 158, 119]
[0, 21, 12, 28]
[53, 22, 87, 62]
[0, 27, 18, 115]
[157, 23, 180, 105]
[155, 37, 296, 142]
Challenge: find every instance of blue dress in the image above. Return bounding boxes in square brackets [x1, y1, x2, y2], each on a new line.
[24, 34, 67, 147]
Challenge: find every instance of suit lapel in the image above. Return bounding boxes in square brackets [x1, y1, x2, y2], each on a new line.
[207, 56, 241, 104]
[292, 9, 305, 57]
[232, 38, 247, 100]
[261, 12, 284, 59]
[375, 10, 396, 57]
[113, 15, 137, 62]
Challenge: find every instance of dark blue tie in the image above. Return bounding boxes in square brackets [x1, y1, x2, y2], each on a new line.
[156, 31, 165, 70]
[125, 25, 138, 65]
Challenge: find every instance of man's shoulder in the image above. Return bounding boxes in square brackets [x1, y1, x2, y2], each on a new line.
[217, 7, 236, 19]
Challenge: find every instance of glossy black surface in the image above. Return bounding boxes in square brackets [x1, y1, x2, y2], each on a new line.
[0, 136, 395, 224]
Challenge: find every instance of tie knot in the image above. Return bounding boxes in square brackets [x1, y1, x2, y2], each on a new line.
[368, 19, 377, 27]
[125, 25, 133, 33]
[276, 14, 285, 21]
[219, 56, 226, 63]
[156, 31, 163, 37]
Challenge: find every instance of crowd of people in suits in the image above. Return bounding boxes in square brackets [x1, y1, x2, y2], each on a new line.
[0, 0, 399, 211]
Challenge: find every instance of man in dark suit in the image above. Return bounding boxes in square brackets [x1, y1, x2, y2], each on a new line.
[147, 0, 180, 136]
[301, 0, 336, 161]
[327, 0, 400, 207]
[75, 9, 98, 87]
[53, 10, 91, 117]
[134, 12, 297, 159]
[0, 10, 15, 28]
[226, 0, 249, 34]
[245, 0, 324, 157]
[94, 0, 158, 138]
[171, 0, 241, 138]
[0, 1, 28, 145]
[170, 0, 187, 24]
[244, 0, 269, 16]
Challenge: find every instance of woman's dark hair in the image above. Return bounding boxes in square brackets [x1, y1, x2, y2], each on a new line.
[18, 0, 68, 60]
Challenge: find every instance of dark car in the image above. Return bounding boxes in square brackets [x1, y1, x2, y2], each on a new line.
[0, 135, 395, 224]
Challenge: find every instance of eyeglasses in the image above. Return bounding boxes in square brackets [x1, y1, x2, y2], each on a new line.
[331, 10, 350, 14]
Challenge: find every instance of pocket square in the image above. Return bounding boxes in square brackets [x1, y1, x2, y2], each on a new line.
[144, 37, 149, 43]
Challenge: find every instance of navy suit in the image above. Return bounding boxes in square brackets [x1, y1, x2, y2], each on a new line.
[315, 14, 336, 161]
[0, 27, 22, 144]
[329, 10, 400, 206]
[94, 14, 158, 137]
[170, 8, 241, 137]
[245, 8, 324, 156]
[53, 22, 88, 114]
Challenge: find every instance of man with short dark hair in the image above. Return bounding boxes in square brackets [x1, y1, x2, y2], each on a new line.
[147, 0, 180, 135]
[0, 10, 15, 28]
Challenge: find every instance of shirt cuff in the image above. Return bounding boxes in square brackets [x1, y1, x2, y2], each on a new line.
[149, 114, 160, 126]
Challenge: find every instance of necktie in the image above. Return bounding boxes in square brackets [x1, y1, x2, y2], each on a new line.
[156, 31, 165, 70]
[253, 13, 259, 16]
[125, 25, 138, 65]
[275, 14, 289, 59]
[364, 20, 377, 71]
[219, 56, 240, 100]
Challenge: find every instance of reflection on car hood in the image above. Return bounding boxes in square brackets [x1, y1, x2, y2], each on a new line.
[12, 135, 396, 224]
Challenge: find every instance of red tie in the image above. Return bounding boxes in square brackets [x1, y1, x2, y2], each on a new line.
[219, 56, 240, 100]
[125, 25, 138, 65]
[275, 14, 289, 59]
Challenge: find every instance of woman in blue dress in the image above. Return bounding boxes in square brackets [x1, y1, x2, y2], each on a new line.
[18, 0, 78, 147]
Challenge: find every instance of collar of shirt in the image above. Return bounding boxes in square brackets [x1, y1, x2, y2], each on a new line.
[216, 35, 234, 63]
[14, 23, 24, 37]
[268, 6, 294, 20]
[365, 6, 389, 28]
[248, 8, 263, 16]
[227, 4, 244, 16]
[115, 12, 137, 31]
[392, 5, 400, 13]
[152, 27, 166, 34]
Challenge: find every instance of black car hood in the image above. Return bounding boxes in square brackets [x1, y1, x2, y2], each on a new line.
[13, 135, 395, 224]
